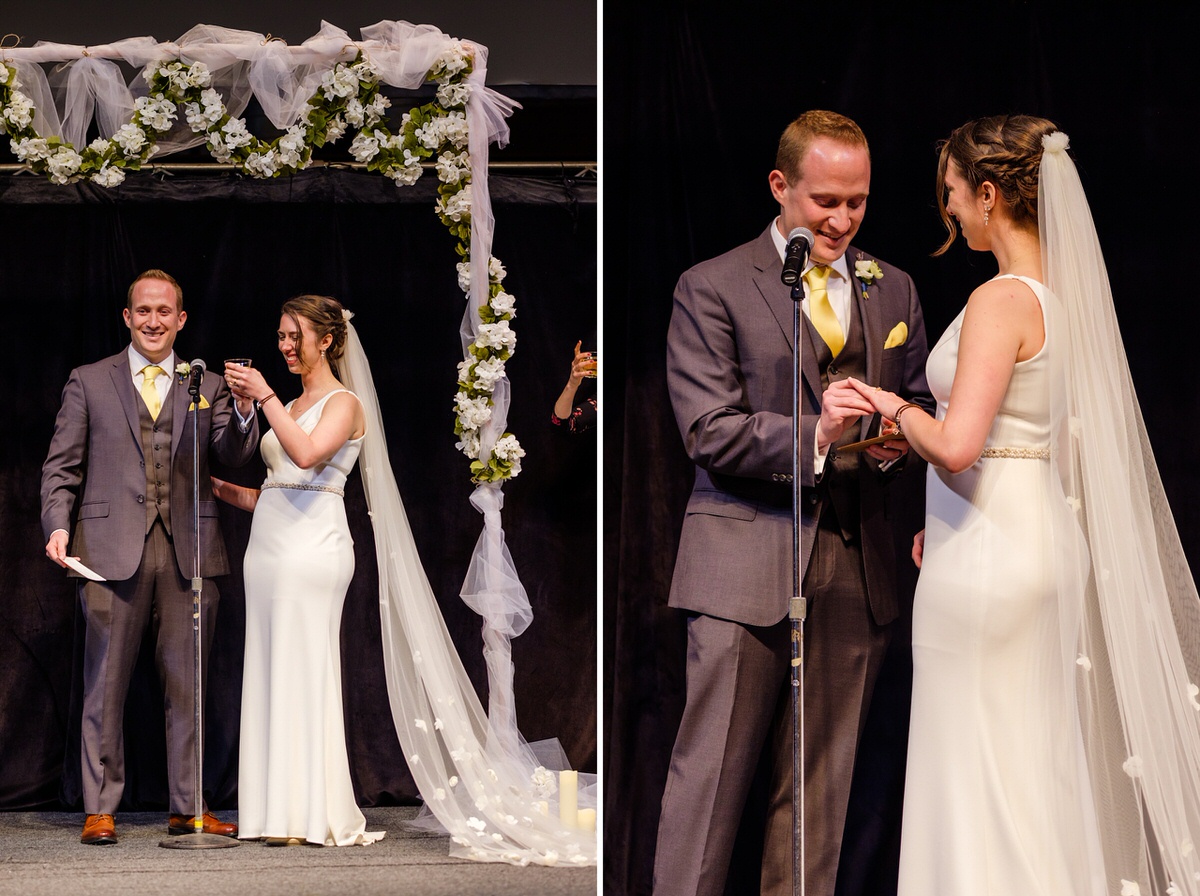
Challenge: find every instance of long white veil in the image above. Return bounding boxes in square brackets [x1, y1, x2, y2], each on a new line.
[1042, 132, 1200, 894]
[337, 312, 596, 866]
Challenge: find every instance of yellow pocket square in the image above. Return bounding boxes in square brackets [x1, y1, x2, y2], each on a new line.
[883, 322, 908, 349]
[188, 395, 211, 411]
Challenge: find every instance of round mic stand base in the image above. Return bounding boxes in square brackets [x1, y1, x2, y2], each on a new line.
[159, 832, 240, 850]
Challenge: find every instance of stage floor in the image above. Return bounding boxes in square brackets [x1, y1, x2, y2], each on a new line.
[0, 806, 598, 895]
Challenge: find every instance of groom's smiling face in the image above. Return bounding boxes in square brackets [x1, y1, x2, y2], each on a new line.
[124, 279, 186, 364]
[770, 135, 871, 265]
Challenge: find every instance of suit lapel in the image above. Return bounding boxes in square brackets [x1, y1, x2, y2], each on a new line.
[110, 353, 145, 455]
[752, 225, 824, 405]
[852, 248, 884, 438]
[171, 367, 192, 460]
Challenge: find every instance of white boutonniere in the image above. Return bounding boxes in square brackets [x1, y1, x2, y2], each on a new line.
[854, 255, 884, 300]
[175, 361, 191, 383]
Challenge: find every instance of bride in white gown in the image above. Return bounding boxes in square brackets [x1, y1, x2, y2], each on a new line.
[216, 294, 596, 865]
[850, 116, 1200, 894]
[215, 295, 380, 845]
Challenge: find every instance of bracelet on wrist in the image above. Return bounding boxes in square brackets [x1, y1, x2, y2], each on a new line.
[258, 392, 277, 409]
[894, 402, 920, 435]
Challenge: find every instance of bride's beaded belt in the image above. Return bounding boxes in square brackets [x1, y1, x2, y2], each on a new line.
[261, 482, 345, 496]
[979, 447, 1050, 460]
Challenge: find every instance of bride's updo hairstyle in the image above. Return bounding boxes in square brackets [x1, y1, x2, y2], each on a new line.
[280, 294, 349, 372]
[933, 114, 1059, 256]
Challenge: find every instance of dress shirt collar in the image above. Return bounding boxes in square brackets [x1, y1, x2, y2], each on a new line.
[128, 345, 176, 380]
[770, 217, 850, 282]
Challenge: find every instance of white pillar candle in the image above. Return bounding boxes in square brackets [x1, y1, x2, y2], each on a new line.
[577, 807, 596, 831]
[559, 770, 578, 827]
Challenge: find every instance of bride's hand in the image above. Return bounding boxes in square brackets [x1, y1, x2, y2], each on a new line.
[912, 529, 925, 569]
[847, 377, 904, 420]
[225, 363, 271, 403]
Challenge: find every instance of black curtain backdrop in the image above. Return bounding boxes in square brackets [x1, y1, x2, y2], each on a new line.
[0, 164, 597, 812]
[604, 4, 1200, 895]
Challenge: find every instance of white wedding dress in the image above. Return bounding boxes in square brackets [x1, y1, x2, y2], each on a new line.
[898, 275, 1105, 894]
[238, 389, 384, 846]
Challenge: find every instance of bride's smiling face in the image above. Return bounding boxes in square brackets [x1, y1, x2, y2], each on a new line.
[943, 160, 990, 250]
[277, 313, 329, 373]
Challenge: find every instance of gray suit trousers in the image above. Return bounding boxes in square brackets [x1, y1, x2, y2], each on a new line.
[80, 520, 219, 815]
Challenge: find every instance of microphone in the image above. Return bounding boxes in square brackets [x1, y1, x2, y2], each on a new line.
[187, 358, 206, 395]
[780, 226, 815, 286]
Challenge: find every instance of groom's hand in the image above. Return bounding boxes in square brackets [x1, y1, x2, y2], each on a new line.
[816, 379, 875, 449]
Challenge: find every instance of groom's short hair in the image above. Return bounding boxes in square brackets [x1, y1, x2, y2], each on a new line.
[776, 110, 870, 184]
[127, 269, 183, 310]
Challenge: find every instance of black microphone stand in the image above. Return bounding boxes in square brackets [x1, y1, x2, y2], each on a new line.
[786, 254, 809, 896]
[160, 367, 239, 850]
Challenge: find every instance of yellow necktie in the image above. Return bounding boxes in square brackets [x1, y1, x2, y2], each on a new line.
[140, 364, 164, 420]
[804, 265, 844, 357]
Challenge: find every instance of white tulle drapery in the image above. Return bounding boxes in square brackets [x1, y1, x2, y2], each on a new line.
[4, 21, 593, 865]
[0, 21, 514, 157]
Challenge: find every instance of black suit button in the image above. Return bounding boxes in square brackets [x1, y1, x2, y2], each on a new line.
[808, 494, 818, 505]
[137, 495, 145, 504]
[829, 365, 839, 376]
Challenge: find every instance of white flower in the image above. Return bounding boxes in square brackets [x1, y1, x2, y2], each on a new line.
[134, 94, 177, 132]
[455, 392, 494, 428]
[530, 766, 558, 797]
[206, 131, 233, 163]
[476, 320, 517, 353]
[277, 126, 307, 169]
[344, 98, 366, 127]
[450, 747, 468, 762]
[409, 753, 420, 764]
[433, 43, 470, 78]
[1122, 755, 1143, 778]
[2, 92, 34, 130]
[1168, 882, 1181, 896]
[434, 788, 446, 800]
[1076, 655, 1092, 672]
[488, 257, 507, 282]
[186, 61, 212, 89]
[175, 361, 192, 378]
[854, 258, 884, 284]
[388, 161, 423, 186]
[436, 81, 472, 109]
[350, 59, 379, 84]
[436, 184, 472, 222]
[1189, 683, 1200, 710]
[466, 817, 486, 832]
[542, 850, 560, 866]
[91, 163, 126, 188]
[412, 650, 423, 664]
[245, 149, 279, 177]
[221, 118, 252, 149]
[46, 146, 83, 184]
[11, 136, 51, 163]
[364, 93, 390, 126]
[486, 768, 499, 782]
[0, 63, 9, 84]
[414, 719, 428, 732]
[320, 66, 359, 99]
[1066, 496, 1082, 513]
[434, 717, 444, 731]
[471, 357, 507, 391]
[349, 130, 381, 163]
[448, 776, 459, 788]
[492, 435, 525, 468]
[1121, 881, 1141, 896]
[490, 291, 517, 317]
[435, 151, 470, 185]
[325, 116, 347, 143]
[456, 431, 481, 458]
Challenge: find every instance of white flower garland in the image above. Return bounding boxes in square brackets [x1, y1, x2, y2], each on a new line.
[0, 47, 523, 483]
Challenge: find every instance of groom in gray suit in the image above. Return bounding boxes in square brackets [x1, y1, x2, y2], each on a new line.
[655, 111, 933, 896]
[41, 269, 258, 845]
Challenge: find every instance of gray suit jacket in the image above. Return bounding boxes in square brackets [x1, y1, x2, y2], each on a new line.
[41, 351, 259, 582]
[666, 225, 933, 627]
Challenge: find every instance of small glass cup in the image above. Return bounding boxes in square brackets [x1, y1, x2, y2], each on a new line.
[584, 351, 598, 378]
[225, 358, 252, 368]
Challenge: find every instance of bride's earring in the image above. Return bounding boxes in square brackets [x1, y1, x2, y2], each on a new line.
[984, 205, 991, 226]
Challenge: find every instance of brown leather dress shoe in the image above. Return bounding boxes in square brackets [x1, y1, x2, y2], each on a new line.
[167, 812, 238, 837]
[81, 813, 117, 845]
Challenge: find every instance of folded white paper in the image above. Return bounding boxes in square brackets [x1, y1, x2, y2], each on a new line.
[64, 556, 105, 581]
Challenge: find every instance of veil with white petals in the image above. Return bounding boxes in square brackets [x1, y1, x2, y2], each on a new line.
[1040, 131, 1200, 894]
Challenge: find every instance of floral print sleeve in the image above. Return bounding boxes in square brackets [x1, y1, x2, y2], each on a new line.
[551, 397, 597, 434]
